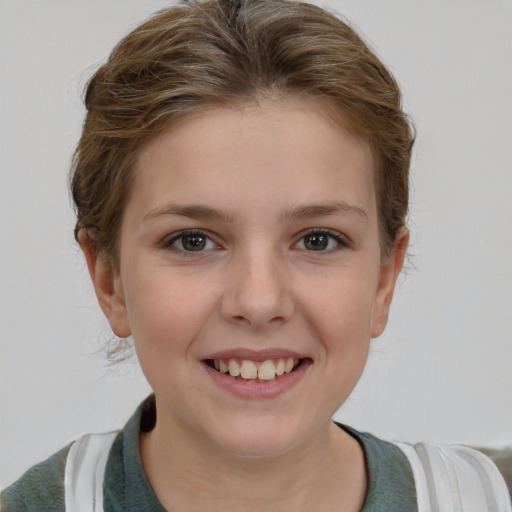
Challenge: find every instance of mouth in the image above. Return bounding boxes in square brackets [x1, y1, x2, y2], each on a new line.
[204, 357, 308, 382]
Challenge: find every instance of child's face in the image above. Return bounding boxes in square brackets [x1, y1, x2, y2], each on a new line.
[91, 98, 406, 457]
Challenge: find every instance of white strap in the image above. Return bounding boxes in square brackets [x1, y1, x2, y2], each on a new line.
[64, 431, 118, 512]
[395, 442, 512, 512]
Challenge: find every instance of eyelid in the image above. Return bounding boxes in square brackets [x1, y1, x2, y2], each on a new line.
[294, 228, 350, 251]
[161, 229, 220, 252]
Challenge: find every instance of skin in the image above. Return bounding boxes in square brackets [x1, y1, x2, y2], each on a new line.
[81, 98, 408, 511]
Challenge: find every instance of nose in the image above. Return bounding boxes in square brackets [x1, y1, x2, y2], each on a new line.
[220, 246, 295, 330]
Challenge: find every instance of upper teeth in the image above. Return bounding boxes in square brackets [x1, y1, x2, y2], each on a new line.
[213, 357, 299, 381]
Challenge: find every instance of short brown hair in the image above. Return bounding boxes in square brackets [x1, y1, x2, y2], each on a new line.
[71, 0, 414, 265]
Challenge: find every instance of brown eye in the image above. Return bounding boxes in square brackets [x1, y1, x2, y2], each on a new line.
[304, 233, 329, 251]
[165, 231, 217, 252]
[181, 234, 207, 251]
[295, 230, 347, 252]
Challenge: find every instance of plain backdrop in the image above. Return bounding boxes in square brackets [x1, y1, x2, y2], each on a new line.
[1, 0, 511, 489]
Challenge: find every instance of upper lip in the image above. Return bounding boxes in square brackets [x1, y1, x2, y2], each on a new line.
[204, 348, 308, 361]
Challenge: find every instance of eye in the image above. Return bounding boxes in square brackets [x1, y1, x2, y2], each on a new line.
[164, 230, 218, 252]
[295, 230, 348, 252]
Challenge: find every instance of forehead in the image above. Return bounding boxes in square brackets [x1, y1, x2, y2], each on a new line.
[128, 98, 377, 223]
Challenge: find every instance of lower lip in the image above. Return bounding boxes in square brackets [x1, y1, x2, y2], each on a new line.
[201, 360, 312, 399]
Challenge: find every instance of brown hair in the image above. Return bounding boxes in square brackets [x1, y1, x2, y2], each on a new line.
[71, 0, 414, 266]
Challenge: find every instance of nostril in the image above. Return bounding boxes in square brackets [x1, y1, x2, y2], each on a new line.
[269, 315, 287, 324]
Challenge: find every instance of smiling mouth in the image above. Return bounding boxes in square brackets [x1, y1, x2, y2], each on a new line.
[205, 357, 307, 382]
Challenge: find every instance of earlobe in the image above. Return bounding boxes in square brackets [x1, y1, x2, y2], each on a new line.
[371, 227, 409, 338]
[78, 230, 131, 338]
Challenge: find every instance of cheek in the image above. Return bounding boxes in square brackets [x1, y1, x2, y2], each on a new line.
[299, 269, 376, 386]
[317, 282, 374, 395]
[299, 268, 377, 337]
[122, 267, 219, 356]
[122, 271, 220, 397]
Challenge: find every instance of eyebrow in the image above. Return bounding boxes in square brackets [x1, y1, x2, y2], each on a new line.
[143, 200, 367, 224]
[143, 203, 235, 223]
[281, 201, 368, 224]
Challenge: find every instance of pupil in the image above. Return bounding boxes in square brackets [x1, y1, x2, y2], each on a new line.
[305, 234, 328, 250]
[182, 235, 206, 251]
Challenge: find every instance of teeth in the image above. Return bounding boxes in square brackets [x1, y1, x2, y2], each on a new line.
[240, 360, 258, 379]
[257, 360, 276, 380]
[213, 357, 301, 381]
[228, 359, 240, 377]
[219, 359, 228, 373]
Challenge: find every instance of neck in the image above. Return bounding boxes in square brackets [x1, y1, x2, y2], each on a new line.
[140, 403, 367, 512]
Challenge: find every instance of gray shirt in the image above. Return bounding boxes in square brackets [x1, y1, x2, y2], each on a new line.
[1, 395, 417, 511]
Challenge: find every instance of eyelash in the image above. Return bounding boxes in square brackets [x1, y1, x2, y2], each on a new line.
[295, 229, 350, 252]
[162, 230, 218, 254]
[161, 228, 350, 254]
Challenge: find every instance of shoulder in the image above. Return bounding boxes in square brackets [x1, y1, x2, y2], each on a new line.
[0, 398, 152, 512]
[0, 443, 71, 512]
[339, 424, 512, 511]
[394, 442, 512, 511]
[472, 445, 512, 498]
[338, 425, 418, 511]
[1, 431, 121, 512]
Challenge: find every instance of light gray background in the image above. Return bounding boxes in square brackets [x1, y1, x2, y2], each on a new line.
[1, 0, 511, 489]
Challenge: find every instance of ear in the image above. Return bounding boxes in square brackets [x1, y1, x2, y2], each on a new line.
[78, 230, 131, 338]
[371, 227, 409, 338]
